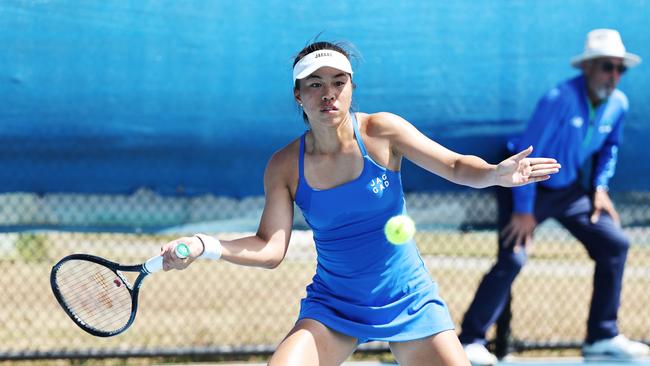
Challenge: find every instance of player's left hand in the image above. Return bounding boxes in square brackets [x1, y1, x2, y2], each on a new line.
[495, 146, 561, 187]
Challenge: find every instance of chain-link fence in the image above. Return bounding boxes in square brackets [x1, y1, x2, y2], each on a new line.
[1, 190, 649, 360]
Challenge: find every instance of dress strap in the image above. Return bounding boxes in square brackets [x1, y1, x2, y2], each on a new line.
[350, 112, 368, 157]
[299, 132, 307, 180]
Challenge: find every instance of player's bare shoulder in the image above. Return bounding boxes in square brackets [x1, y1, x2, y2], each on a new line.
[264, 137, 301, 196]
[361, 112, 409, 138]
[355, 112, 407, 170]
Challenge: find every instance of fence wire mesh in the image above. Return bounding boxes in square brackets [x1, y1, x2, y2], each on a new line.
[1, 190, 649, 360]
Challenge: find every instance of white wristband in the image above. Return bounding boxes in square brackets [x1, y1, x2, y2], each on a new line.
[194, 233, 222, 260]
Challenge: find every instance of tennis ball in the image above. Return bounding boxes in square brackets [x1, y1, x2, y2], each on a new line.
[384, 215, 416, 245]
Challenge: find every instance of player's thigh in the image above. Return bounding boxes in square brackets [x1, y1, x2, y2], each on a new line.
[390, 329, 470, 366]
[268, 318, 358, 366]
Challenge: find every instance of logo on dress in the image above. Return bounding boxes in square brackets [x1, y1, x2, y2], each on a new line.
[368, 174, 389, 197]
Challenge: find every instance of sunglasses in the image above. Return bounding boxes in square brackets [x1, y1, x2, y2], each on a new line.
[600, 61, 627, 74]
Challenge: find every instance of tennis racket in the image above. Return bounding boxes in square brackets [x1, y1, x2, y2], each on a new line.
[50, 243, 190, 337]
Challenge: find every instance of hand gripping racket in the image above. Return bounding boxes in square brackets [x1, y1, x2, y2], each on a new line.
[50, 243, 190, 337]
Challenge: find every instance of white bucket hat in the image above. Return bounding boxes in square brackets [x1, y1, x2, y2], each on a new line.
[570, 28, 641, 68]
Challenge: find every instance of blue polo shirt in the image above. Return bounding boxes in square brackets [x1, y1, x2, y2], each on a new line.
[511, 74, 627, 214]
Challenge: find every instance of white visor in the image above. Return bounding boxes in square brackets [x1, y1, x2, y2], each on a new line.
[292, 50, 353, 85]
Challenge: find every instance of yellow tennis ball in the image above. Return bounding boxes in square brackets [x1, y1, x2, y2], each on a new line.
[384, 215, 416, 245]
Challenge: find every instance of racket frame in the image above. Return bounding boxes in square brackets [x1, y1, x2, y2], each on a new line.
[50, 254, 154, 337]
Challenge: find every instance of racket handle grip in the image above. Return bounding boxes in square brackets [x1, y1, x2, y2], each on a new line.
[144, 243, 190, 273]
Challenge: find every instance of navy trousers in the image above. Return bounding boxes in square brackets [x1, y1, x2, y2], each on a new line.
[459, 183, 630, 345]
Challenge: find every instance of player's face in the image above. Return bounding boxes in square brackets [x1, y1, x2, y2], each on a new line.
[295, 66, 353, 126]
[583, 57, 626, 102]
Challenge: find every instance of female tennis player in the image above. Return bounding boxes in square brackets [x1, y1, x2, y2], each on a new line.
[161, 41, 561, 365]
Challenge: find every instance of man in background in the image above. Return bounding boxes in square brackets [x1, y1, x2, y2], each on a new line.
[460, 29, 648, 365]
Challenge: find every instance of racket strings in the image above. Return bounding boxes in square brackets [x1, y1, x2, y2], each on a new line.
[54, 260, 133, 332]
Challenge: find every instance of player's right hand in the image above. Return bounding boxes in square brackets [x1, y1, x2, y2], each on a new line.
[160, 236, 203, 271]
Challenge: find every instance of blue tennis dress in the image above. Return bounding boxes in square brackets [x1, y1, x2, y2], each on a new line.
[295, 113, 454, 343]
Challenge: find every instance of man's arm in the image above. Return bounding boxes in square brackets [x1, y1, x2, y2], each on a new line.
[504, 88, 567, 251]
[593, 113, 624, 190]
[511, 89, 565, 214]
[590, 113, 625, 225]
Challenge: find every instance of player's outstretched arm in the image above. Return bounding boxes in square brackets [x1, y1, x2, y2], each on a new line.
[370, 112, 560, 188]
[161, 147, 296, 271]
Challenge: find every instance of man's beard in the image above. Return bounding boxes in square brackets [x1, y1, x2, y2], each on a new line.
[594, 86, 612, 101]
